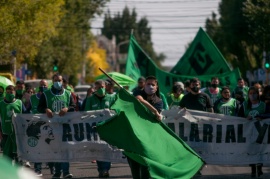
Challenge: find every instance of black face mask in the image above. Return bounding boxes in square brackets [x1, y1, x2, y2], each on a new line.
[39, 86, 48, 93]
[223, 97, 230, 100]
[211, 84, 218, 88]
[191, 86, 199, 93]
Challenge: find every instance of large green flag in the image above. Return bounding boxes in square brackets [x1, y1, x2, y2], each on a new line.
[125, 34, 241, 95]
[97, 88, 204, 179]
[170, 27, 231, 75]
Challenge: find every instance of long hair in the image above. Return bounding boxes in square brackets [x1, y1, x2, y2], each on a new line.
[247, 86, 260, 110]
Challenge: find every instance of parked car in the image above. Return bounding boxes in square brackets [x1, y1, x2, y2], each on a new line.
[74, 85, 91, 100]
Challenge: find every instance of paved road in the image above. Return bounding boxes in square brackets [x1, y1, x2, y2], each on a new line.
[26, 162, 270, 179]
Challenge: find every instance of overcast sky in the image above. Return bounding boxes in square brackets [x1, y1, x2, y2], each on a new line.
[91, 0, 220, 67]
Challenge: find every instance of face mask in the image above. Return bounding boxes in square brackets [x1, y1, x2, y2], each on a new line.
[191, 86, 199, 93]
[144, 84, 156, 95]
[16, 89, 23, 95]
[249, 94, 258, 101]
[5, 93, 15, 102]
[39, 86, 48, 93]
[53, 82, 62, 90]
[96, 88, 106, 96]
[211, 84, 218, 88]
[223, 97, 230, 100]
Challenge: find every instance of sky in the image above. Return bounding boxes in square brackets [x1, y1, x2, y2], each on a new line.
[90, 0, 220, 67]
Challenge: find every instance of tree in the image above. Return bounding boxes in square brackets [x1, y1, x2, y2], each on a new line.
[31, 0, 107, 79]
[205, 0, 261, 75]
[0, 0, 64, 64]
[102, 6, 165, 67]
[85, 41, 109, 83]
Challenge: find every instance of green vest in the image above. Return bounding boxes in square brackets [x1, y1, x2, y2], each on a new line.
[84, 94, 116, 111]
[43, 89, 71, 112]
[167, 93, 184, 109]
[0, 99, 22, 134]
[215, 98, 238, 116]
[30, 94, 40, 114]
[204, 87, 221, 105]
[243, 101, 266, 119]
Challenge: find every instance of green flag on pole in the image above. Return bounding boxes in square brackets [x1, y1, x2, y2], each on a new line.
[97, 88, 204, 179]
[170, 27, 231, 75]
[125, 34, 240, 95]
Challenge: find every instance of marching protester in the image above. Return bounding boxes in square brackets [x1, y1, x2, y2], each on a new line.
[238, 86, 269, 178]
[38, 73, 75, 178]
[132, 76, 145, 93]
[0, 85, 5, 101]
[167, 83, 184, 109]
[84, 79, 116, 178]
[105, 79, 116, 96]
[80, 86, 95, 111]
[179, 77, 213, 113]
[254, 82, 263, 97]
[232, 77, 249, 101]
[203, 77, 222, 105]
[184, 79, 191, 94]
[27, 79, 49, 176]
[15, 80, 25, 100]
[213, 86, 240, 116]
[0, 85, 26, 164]
[130, 76, 163, 179]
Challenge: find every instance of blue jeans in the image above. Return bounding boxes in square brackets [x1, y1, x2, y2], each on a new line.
[54, 162, 70, 175]
[96, 161, 111, 173]
[34, 162, 42, 173]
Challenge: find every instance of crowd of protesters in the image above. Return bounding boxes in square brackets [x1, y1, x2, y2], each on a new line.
[1, 73, 270, 178]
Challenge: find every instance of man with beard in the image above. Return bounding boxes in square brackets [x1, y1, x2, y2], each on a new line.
[179, 77, 213, 112]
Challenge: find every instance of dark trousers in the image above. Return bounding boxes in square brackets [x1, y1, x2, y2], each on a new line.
[55, 162, 70, 176]
[127, 157, 150, 179]
[2, 134, 18, 164]
[34, 163, 42, 173]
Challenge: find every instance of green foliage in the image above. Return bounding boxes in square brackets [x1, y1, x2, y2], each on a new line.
[205, 0, 264, 75]
[0, 0, 64, 63]
[32, 0, 108, 79]
[102, 6, 165, 67]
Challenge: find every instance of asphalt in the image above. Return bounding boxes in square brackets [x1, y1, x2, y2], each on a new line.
[25, 162, 270, 179]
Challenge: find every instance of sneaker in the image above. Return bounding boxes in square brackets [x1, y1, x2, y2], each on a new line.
[63, 173, 73, 178]
[99, 171, 110, 178]
[25, 161, 31, 168]
[52, 173, 61, 179]
[36, 172, 43, 177]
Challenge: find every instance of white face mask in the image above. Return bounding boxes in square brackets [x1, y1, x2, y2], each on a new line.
[144, 84, 156, 95]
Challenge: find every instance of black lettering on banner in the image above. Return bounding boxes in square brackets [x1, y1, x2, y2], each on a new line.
[73, 123, 84, 141]
[62, 124, 72, 141]
[225, 125, 236, 143]
[216, 125, 222, 143]
[85, 122, 98, 141]
[189, 123, 200, 142]
[179, 123, 187, 141]
[203, 124, 213, 142]
[165, 76, 171, 87]
[237, 124, 246, 143]
[254, 121, 268, 144]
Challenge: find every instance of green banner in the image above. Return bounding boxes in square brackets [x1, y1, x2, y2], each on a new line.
[125, 34, 241, 95]
[170, 27, 231, 75]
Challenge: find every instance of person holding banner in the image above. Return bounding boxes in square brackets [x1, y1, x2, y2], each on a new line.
[38, 74, 75, 179]
[0, 85, 24, 164]
[238, 86, 267, 178]
[213, 86, 240, 116]
[27, 79, 49, 177]
[130, 76, 163, 179]
[84, 79, 116, 178]
[179, 77, 213, 113]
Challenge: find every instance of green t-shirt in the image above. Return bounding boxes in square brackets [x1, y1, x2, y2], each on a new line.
[84, 93, 116, 111]
[0, 99, 22, 134]
[30, 94, 40, 114]
[243, 101, 266, 119]
[214, 98, 238, 116]
[43, 89, 71, 112]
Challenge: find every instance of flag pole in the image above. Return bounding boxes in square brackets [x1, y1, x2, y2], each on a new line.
[98, 68, 123, 88]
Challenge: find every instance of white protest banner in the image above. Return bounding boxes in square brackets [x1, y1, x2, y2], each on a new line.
[162, 108, 270, 166]
[13, 109, 126, 163]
